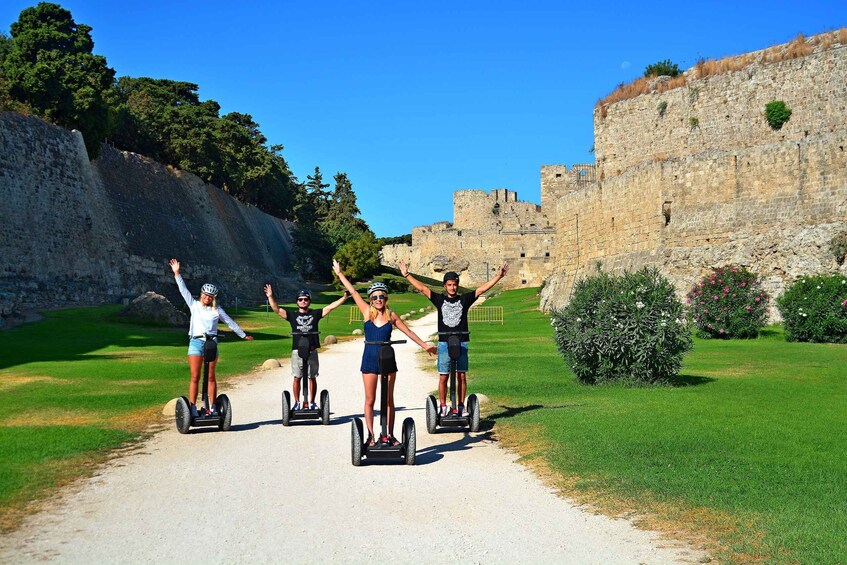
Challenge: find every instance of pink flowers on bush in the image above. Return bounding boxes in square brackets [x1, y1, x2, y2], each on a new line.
[687, 265, 770, 339]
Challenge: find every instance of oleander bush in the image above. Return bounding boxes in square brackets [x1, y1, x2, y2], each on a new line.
[551, 267, 692, 385]
[687, 265, 770, 339]
[777, 274, 847, 343]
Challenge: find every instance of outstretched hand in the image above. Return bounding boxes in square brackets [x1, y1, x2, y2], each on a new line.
[332, 259, 342, 275]
[244, 335, 254, 341]
[424, 344, 437, 356]
[263, 284, 273, 298]
[498, 264, 509, 278]
[169, 258, 180, 275]
[398, 260, 409, 277]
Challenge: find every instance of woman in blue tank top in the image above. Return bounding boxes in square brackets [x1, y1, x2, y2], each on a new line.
[333, 260, 436, 446]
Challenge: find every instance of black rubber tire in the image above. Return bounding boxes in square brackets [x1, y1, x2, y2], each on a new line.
[217, 394, 232, 431]
[467, 393, 480, 432]
[351, 418, 364, 466]
[402, 417, 416, 465]
[320, 389, 330, 425]
[281, 391, 291, 426]
[175, 396, 192, 434]
[425, 395, 438, 434]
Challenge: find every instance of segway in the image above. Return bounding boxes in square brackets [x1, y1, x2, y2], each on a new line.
[282, 331, 330, 426]
[425, 331, 480, 433]
[351, 339, 416, 466]
[175, 333, 232, 433]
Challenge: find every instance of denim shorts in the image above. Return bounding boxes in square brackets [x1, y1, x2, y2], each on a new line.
[291, 350, 319, 378]
[187, 337, 218, 358]
[437, 341, 468, 374]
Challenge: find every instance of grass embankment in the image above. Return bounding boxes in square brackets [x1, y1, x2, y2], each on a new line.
[471, 288, 847, 564]
[0, 289, 431, 531]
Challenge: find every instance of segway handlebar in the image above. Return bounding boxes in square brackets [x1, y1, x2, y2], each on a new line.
[192, 333, 223, 340]
[364, 339, 407, 345]
[437, 331, 469, 336]
[290, 331, 320, 335]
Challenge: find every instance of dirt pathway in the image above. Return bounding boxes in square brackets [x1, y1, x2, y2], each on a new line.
[0, 313, 705, 564]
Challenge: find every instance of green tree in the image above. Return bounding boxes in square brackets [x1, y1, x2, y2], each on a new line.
[644, 59, 681, 78]
[334, 233, 381, 282]
[3, 3, 115, 157]
[321, 171, 371, 249]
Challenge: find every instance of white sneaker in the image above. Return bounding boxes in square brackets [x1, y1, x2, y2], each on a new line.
[440, 404, 449, 417]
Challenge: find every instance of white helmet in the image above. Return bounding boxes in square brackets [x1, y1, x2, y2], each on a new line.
[367, 282, 389, 296]
[201, 283, 219, 297]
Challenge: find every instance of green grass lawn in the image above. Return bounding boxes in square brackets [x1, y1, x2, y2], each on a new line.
[471, 288, 847, 564]
[0, 289, 431, 530]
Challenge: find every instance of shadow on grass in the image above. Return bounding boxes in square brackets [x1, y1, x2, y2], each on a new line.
[670, 374, 716, 387]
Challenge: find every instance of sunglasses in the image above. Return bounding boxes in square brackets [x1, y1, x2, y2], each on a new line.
[370, 294, 387, 301]
[297, 297, 311, 302]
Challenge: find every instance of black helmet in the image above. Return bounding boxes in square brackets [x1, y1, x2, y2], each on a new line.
[296, 289, 312, 299]
[443, 271, 460, 284]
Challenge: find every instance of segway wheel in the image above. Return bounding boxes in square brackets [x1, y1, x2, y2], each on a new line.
[281, 391, 291, 426]
[217, 394, 232, 431]
[351, 418, 364, 466]
[467, 393, 480, 432]
[402, 417, 416, 465]
[175, 396, 192, 434]
[425, 395, 438, 434]
[320, 389, 330, 425]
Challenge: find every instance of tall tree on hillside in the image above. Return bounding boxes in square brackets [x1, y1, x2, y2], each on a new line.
[304, 166, 331, 220]
[3, 2, 115, 157]
[322, 171, 371, 250]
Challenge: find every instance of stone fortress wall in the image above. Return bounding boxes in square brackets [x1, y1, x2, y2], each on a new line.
[381, 188, 555, 288]
[0, 112, 299, 314]
[540, 33, 847, 312]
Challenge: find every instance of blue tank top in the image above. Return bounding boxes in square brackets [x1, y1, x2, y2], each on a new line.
[360, 320, 393, 373]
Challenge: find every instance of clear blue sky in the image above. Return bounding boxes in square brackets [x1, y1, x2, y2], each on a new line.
[3, 1, 845, 237]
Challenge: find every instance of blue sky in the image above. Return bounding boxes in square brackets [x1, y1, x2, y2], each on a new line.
[2, 1, 845, 237]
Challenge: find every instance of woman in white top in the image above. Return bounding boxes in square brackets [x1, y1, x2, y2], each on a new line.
[170, 258, 253, 417]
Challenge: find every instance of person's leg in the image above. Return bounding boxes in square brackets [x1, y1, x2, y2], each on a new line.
[188, 356, 202, 405]
[308, 351, 319, 406]
[293, 377, 301, 405]
[362, 373, 378, 443]
[387, 373, 397, 440]
[438, 374, 448, 405]
[457, 372, 467, 408]
[208, 360, 218, 407]
[437, 342, 450, 414]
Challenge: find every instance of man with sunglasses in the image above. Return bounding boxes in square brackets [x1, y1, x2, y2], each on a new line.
[263, 285, 348, 409]
[398, 260, 509, 417]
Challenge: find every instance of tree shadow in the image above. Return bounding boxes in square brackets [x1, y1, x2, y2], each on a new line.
[669, 374, 715, 387]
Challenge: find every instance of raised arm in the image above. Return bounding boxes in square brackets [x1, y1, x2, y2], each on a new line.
[263, 284, 287, 319]
[322, 291, 349, 317]
[218, 307, 252, 340]
[333, 259, 369, 318]
[391, 312, 436, 355]
[475, 263, 509, 298]
[169, 258, 195, 307]
[399, 260, 431, 299]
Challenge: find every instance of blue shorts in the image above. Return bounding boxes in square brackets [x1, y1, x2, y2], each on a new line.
[437, 341, 468, 374]
[188, 337, 218, 358]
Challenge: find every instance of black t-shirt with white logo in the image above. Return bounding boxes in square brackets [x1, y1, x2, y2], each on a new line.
[429, 291, 477, 342]
[283, 308, 324, 350]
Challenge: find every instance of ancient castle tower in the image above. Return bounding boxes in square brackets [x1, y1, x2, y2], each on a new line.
[384, 31, 847, 312]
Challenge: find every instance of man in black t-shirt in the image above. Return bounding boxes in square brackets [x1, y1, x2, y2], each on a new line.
[263, 285, 348, 409]
[399, 260, 508, 417]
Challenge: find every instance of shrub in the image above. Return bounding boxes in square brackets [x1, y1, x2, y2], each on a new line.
[657, 100, 668, 117]
[765, 100, 792, 130]
[551, 267, 692, 385]
[644, 59, 681, 78]
[687, 265, 770, 339]
[777, 274, 847, 343]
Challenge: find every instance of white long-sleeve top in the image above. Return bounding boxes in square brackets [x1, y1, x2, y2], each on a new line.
[175, 274, 246, 339]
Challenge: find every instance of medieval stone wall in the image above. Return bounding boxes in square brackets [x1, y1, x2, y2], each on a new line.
[0, 112, 299, 313]
[540, 35, 847, 314]
[381, 188, 555, 288]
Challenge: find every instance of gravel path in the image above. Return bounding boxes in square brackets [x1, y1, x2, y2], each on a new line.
[0, 313, 705, 564]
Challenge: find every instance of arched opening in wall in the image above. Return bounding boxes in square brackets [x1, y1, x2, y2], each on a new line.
[520, 252, 526, 258]
[544, 251, 550, 257]
[662, 201, 672, 226]
[555, 173, 562, 178]
[521, 279, 527, 285]
[457, 230, 462, 236]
